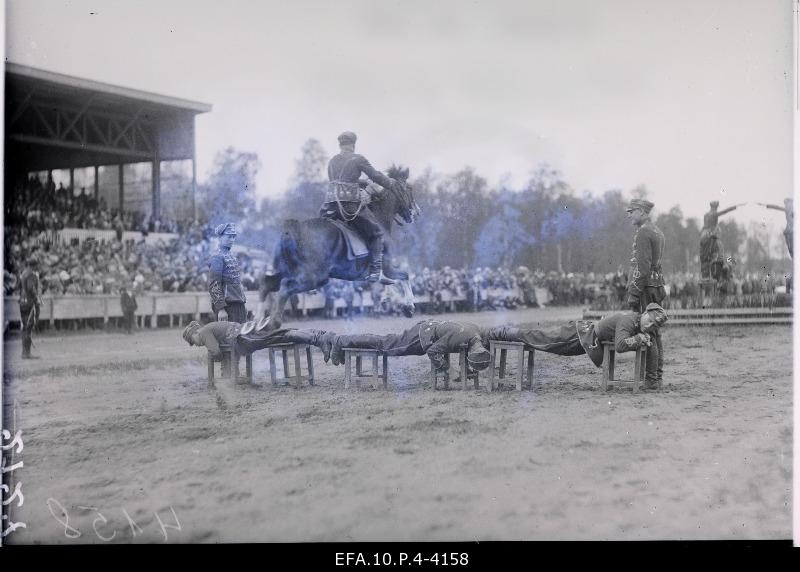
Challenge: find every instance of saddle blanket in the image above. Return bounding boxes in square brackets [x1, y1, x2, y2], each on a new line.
[327, 219, 369, 260]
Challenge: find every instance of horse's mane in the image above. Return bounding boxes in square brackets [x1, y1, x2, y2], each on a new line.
[386, 164, 410, 182]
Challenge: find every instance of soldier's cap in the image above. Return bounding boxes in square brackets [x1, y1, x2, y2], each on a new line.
[214, 223, 238, 236]
[338, 131, 357, 146]
[626, 199, 654, 213]
[644, 303, 668, 326]
[182, 320, 202, 344]
[466, 338, 491, 371]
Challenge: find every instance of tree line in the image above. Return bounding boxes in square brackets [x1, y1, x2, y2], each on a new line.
[196, 141, 789, 276]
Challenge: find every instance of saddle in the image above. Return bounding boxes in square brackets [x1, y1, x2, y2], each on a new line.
[326, 219, 368, 260]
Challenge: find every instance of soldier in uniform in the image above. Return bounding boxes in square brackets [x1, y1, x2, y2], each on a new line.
[328, 319, 492, 374]
[18, 257, 42, 359]
[758, 199, 793, 259]
[485, 304, 668, 387]
[625, 198, 666, 385]
[699, 200, 745, 279]
[208, 223, 247, 323]
[120, 283, 138, 334]
[321, 131, 398, 285]
[182, 317, 335, 362]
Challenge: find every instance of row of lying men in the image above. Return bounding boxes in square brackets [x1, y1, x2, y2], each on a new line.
[182, 304, 668, 389]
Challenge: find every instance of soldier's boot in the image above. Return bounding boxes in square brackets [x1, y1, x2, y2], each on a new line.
[366, 238, 396, 286]
[289, 329, 335, 363]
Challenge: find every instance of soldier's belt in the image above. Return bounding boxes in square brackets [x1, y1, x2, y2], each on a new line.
[327, 182, 362, 203]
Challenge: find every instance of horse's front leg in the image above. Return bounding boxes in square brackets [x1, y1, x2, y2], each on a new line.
[275, 277, 317, 324]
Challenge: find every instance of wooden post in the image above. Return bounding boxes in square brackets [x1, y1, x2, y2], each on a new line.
[527, 348, 535, 389]
[152, 155, 160, 221]
[103, 297, 109, 327]
[489, 343, 497, 392]
[151, 296, 157, 329]
[293, 345, 301, 389]
[307, 346, 315, 386]
[94, 165, 99, 200]
[118, 164, 124, 212]
[269, 349, 277, 386]
[516, 346, 524, 391]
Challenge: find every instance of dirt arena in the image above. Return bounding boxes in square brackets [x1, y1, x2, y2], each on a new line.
[2, 306, 792, 543]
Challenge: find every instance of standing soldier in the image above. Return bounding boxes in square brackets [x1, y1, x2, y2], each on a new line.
[208, 223, 247, 323]
[758, 199, 793, 259]
[625, 198, 666, 388]
[18, 257, 41, 359]
[321, 131, 398, 285]
[120, 283, 138, 334]
[699, 200, 745, 279]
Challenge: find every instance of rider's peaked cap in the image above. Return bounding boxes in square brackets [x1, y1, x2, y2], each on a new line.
[338, 131, 357, 146]
[214, 223, 238, 236]
[626, 199, 654, 214]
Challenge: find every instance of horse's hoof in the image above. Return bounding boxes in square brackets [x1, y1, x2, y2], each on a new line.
[402, 305, 415, 318]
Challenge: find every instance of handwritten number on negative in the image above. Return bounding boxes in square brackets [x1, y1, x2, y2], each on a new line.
[47, 498, 82, 538]
[1, 482, 24, 507]
[1, 430, 23, 454]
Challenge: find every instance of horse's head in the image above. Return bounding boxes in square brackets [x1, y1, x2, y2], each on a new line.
[385, 165, 421, 225]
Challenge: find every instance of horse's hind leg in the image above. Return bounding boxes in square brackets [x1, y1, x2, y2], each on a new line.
[275, 277, 316, 324]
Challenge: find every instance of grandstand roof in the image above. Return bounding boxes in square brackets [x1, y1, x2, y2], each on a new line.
[5, 63, 212, 171]
[6, 63, 212, 115]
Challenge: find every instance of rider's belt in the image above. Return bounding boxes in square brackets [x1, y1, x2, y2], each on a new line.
[326, 181, 361, 203]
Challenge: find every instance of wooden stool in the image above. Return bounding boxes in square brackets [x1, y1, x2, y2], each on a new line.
[601, 341, 649, 392]
[488, 340, 535, 391]
[343, 348, 388, 389]
[267, 343, 315, 388]
[207, 344, 253, 385]
[431, 345, 480, 390]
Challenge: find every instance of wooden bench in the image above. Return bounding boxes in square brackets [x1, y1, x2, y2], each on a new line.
[267, 343, 315, 388]
[343, 348, 388, 389]
[431, 344, 480, 390]
[488, 340, 535, 391]
[601, 341, 650, 392]
[207, 344, 253, 385]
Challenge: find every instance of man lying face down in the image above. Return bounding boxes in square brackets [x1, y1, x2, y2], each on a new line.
[182, 306, 666, 386]
[327, 319, 493, 374]
[484, 303, 668, 389]
[181, 317, 336, 361]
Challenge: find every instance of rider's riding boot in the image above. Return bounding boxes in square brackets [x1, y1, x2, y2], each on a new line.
[367, 238, 396, 285]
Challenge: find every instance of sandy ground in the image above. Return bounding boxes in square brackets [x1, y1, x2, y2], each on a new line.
[1, 306, 792, 543]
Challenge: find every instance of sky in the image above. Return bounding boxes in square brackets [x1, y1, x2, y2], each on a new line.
[4, 0, 796, 229]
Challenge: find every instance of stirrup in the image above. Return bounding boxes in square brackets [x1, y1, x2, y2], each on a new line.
[378, 272, 397, 285]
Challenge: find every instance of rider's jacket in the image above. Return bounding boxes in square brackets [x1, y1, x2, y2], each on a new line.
[324, 151, 394, 206]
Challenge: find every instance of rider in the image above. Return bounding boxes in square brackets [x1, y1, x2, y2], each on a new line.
[321, 131, 397, 285]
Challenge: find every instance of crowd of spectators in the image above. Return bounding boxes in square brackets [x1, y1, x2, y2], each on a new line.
[4, 222, 260, 298]
[329, 266, 792, 316]
[5, 175, 187, 236]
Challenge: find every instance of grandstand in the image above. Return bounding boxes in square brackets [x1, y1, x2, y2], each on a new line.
[5, 63, 211, 223]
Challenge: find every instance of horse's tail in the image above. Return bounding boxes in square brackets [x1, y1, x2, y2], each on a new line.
[269, 219, 303, 289]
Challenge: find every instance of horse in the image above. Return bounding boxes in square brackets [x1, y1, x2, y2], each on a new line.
[262, 165, 421, 323]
